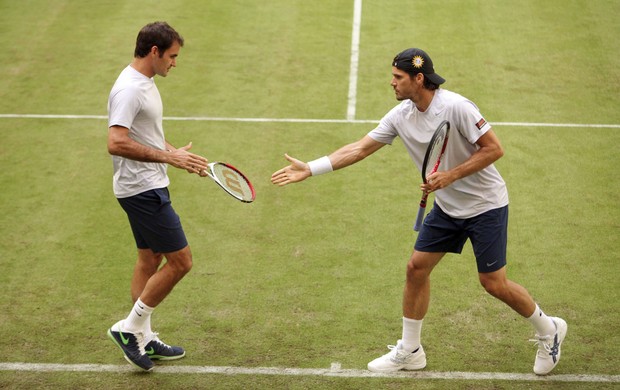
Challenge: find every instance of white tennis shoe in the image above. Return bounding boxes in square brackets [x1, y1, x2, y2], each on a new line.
[531, 317, 567, 375]
[367, 340, 426, 373]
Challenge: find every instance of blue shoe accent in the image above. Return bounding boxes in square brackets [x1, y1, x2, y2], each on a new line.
[146, 334, 186, 361]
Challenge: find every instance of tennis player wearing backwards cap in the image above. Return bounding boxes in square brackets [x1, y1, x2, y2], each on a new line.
[271, 48, 566, 375]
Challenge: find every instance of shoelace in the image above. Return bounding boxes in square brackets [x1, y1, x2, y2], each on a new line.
[133, 331, 148, 356]
[386, 344, 411, 363]
[149, 332, 173, 352]
[529, 334, 553, 357]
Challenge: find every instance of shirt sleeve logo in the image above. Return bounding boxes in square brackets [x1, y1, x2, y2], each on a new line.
[475, 118, 488, 130]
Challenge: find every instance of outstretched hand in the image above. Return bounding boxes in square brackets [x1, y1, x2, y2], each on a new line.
[270, 153, 311, 186]
[168, 142, 209, 176]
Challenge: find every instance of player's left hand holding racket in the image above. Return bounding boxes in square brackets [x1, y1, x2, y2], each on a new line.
[413, 120, 450, 231]
[203, 162, 256, 203]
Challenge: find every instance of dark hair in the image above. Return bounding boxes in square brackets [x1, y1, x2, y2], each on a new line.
[405, 72, 440, 91]
[422, 75, 440, 91]
[134, 21, 184, 58]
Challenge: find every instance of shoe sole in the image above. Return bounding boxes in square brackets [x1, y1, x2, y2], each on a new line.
[148, 351, 186, 361]
[368, 361, 427, 373]
[107, 329, 154, 372]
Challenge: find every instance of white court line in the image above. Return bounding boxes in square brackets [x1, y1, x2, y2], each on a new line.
[0, 362, 618, 383]
[0, 113, 619, 128]
[346, 0, 363, 121]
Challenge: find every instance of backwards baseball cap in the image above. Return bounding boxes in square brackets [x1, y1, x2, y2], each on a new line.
[392, 48, 445, 85]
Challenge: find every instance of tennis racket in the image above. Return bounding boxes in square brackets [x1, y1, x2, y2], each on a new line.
[413, 120, 450, 231]
[203, 162, 256, 203]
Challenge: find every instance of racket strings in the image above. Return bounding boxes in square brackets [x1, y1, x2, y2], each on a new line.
[425, 132, 447, 177]
[211, 163, 255, 202]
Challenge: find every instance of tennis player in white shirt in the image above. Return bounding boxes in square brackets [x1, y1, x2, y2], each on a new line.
[271, 47, 566, 375]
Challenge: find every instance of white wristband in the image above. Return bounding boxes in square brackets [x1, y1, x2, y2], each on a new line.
[307, 156, 333, 176]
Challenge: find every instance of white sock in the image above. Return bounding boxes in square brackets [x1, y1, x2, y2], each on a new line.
[527, 304, 556, 336]
[401, 317, 423, 352]
[144, 316, 153, 339]
[123, 298, 154, 334]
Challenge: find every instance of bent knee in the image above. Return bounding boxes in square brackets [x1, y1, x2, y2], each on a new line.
[179, 257, 193, 274]
[405, 259, 418, 278]
[406, 258, 432, 282]
[166, 248, 194, 275]
[478, 267, 509, 296]
[481, 281, 501, 297]
[177, 253, 193, 274]
[479, 277, 507, 298]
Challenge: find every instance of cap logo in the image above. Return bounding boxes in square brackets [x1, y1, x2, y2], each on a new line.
[412, 56, 424, 69]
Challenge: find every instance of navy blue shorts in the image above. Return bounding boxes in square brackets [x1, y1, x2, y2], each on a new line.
[117, 188, 188, 253]
[414, 203, 508, 273]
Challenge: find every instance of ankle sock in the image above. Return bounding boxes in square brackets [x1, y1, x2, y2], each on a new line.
[401, 317, 423, 352]
[527, 304, 556, 336]
[123, 298, 154, 333]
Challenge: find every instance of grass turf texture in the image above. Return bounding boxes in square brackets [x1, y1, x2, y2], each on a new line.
[1, 0, 619, 389]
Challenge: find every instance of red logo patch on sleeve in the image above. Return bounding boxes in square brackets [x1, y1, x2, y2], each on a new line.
[475, 118, 488, 130]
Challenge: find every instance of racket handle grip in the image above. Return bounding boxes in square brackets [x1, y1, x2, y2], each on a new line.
[413, 206, 425, 231]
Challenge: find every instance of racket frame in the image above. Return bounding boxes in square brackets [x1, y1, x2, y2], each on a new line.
[205, 162, 256, 203]
[413, 120, 450, 231]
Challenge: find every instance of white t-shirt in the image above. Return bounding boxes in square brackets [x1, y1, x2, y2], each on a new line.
[108, 65, 170, 198]
[368, 89, 508, 218]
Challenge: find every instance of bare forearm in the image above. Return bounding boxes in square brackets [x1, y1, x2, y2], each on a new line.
[328, 135, 384, 170]
[107, 126, 208, 175]
[270, 135, 384, 186]
[108, 137, 170, 164]
[448, 144, 503, 181]
[424, 130, 504, 193]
